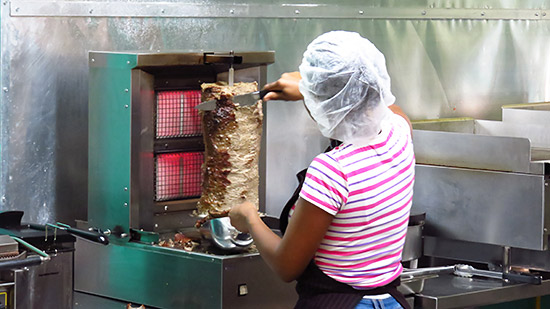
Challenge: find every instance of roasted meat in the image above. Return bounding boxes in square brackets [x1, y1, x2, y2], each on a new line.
[196, 82, 262, 215]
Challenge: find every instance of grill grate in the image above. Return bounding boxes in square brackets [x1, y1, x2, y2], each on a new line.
[156, 90, 202, 138]
[155, 152, 203, 201]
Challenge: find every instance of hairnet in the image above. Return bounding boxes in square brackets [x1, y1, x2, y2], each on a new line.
[298, 31, 394, 145]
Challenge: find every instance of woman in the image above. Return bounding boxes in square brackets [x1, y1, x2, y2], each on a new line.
[229, 31, 415, 309]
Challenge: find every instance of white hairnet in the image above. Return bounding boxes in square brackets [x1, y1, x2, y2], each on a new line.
[299, 31, 394, 145]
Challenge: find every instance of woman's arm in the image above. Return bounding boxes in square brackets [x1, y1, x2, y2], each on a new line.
[263, 73, 412, 134]
[229, 197, 333, 282]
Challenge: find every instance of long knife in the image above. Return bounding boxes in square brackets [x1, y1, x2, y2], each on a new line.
[195, 89, 281, 111]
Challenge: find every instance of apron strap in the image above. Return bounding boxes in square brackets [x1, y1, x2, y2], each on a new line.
[279, 168, 307, 235]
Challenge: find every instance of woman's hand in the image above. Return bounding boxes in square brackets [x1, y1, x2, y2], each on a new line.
[263, 71, 304, 101]
[229, 201, 259, 233]
[229, 198, 333, 282]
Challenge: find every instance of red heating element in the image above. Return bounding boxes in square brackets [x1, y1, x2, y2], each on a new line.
[156, 90, 202, 138]
[155, 152, 203, 201]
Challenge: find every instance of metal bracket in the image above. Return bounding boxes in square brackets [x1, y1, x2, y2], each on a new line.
[203, 52, 243, 65]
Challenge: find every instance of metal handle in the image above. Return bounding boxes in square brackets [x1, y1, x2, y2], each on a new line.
[401, 265, 455, 278]
[64, 226, 109, 245]
[53, 222, 109, 245]
[454, 264, 542, 285]
[258, 89, 282, 100]
[503, 272, 542, 285]
[0, 255, 43, 271]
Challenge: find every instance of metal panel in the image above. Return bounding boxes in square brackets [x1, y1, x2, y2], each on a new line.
[412, 118, 549, 174]
[2, 1, 550, 225]
[475, 119, 550, 150]
[412, 164, 547, 250]
[413, 129, 534, 173]
[75, 239, 223, 308]
[222, 256, 298, 308]
[14, 251, 74, 309]
[8, 2, 550, 20]
[423, 237, 506, 266]
[502, 102, 550, 126]
[74, 238, 297, 308]
[402, 225, 423, 262]
[130, 69, 155, 231]
[412, 118, 476, 133]
[88, 52, 135, 233]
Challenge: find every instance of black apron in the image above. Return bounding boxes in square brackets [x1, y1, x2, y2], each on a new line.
[279, 141, 411, 309]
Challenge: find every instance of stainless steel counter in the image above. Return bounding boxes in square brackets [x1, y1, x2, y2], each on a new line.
[414, 274, 550, 308]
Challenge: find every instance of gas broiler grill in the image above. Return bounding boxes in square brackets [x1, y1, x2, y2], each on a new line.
[406, 103, 550, 308]
[76, 51, 298, 308]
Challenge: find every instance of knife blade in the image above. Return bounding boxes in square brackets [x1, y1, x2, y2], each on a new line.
[195, 89, 280, 111]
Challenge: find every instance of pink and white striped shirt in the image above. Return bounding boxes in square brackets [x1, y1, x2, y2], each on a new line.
[297, 113, 415, 289]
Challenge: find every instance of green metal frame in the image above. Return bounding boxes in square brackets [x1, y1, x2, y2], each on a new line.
[88, 53, 137, 232]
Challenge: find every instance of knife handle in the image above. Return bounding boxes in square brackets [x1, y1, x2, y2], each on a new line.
[258, 89, 282, 100]
[503, 272, 542, 285]
[65, 226, 110, 245]
[0, 255, 43, 271]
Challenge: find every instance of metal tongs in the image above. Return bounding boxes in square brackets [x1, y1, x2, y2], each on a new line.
[49, 222, 109, 245]
[199, 217, 253, 251]
[401, 264, 542, 285]
[453, 264, 542, 285]
[28, 222, 110, 245]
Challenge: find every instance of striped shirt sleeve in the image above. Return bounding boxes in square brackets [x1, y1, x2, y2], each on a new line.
[299, 153, 348, 216]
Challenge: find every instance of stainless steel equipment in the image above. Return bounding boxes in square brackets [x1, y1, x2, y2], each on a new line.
[0, 211, 76, 309]
[409, 103, 550, 307]
[402, 212, 425, 264]
[398, 212, 426, 298]
[77, 51, 298, 308]
[199, 217, 254, 252]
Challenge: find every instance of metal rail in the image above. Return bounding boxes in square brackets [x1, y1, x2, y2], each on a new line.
[8, 1, 550, 20]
